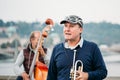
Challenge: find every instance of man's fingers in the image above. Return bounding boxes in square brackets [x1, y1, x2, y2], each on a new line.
[76, 71, 83, 80]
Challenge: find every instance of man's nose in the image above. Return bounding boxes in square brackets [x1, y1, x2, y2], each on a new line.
[65, 26, 70, 31]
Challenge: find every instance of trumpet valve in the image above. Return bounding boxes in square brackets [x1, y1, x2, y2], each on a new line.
[78, 66, 82, 72]
[70, 68, 74, 79]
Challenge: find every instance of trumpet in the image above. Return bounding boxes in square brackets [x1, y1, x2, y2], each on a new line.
[70, 50, 83, 80]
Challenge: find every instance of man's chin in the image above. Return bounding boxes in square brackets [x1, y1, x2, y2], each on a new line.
[35, 45, 37, 48]
[65, 39, 71, 41]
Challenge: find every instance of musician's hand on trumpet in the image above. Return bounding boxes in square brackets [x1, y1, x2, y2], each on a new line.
[75, 71, 88, 80]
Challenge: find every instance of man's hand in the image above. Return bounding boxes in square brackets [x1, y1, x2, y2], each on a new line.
[38, 46, 46, 56]
[76, 71, 88, 80]
[22, 72, 30, 80]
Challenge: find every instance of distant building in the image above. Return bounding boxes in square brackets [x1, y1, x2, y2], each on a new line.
[0, 26, 17, 38]
[6, 26, 17, 37]
[0, 27, 7, 33]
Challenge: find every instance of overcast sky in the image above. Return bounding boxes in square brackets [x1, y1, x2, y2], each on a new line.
[0, 0, 120, 24]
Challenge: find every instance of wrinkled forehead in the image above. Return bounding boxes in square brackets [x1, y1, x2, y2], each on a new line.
[34, 32, 40, 37]
[30, 31, 41, 39]
[64, 22, 80, 26]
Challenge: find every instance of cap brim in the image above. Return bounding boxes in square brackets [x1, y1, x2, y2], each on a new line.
[60, 20, 77, 24]
[60, 20, 68, 24]
[60, 20, 83, 27]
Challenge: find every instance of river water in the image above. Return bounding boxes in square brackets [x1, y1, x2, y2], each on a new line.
[0, 51, 120, 77]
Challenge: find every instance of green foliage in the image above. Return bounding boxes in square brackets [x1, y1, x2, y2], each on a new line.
[1, 43, 8, 48]
[0, 31, 8, 38]
[83, 21, 120, 45]
[0, 20, 16, 27]
[0, 19, 120, 46]
[10, 39, 21, 48]
[5, 21, 16, 26]
[0, 39, 21, 48]
[0, 19, 4, 26]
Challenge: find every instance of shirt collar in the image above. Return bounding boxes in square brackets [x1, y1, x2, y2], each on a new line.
[29, 44, 36, 53]
[64, 37, 84, 49]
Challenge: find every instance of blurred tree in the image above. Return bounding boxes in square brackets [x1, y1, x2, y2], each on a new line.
[10, 39, 21, 48]
[0, 19, 4, 26]
[5, 21, 16, 26]
[1, 43, 7, 48]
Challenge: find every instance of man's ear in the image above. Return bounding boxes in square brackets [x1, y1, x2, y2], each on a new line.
[30, 38, 33, 43]
[29, 38, 31, 43]
[79, 27, 83, 33]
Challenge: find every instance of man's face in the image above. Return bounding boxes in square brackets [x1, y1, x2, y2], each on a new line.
[63, 22, 83, 41]
[30, 32, 40, 49]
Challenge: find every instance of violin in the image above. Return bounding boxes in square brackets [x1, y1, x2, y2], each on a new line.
[29, 18, 54, 80]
